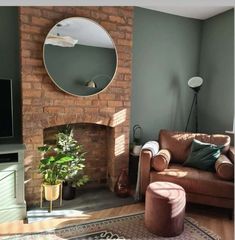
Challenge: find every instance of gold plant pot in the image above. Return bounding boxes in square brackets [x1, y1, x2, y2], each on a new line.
[43, 183, 61, 201]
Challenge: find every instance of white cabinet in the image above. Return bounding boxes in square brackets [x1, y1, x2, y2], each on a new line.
[0, 144, 26, 223]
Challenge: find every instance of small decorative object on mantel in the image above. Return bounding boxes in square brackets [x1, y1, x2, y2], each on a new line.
[114, 169, 130, 198]
[132, 124, 143, 156]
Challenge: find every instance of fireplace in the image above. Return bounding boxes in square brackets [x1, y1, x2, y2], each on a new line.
[44, 123, 115, 186]
[20, 6, 133, 205]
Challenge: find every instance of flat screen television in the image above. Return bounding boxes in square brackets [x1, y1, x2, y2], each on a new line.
[0, 79, 14, 139]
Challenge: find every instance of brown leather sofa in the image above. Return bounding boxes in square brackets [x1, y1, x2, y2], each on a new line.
[140, 129, 234, 209]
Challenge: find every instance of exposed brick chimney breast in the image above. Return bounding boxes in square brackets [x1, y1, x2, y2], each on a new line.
[20, 6, 133, 204]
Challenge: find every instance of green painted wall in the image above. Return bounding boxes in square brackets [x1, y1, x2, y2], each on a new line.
[199, 9, 234, 134]
[0, 7, 233, 145]
[0, 7, 21, 143]
[44, 44, 116, 96]
[132, 7, 201, 143]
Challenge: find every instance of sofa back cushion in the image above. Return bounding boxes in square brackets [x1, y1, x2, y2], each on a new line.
[159, 129, 230, 163]
[183, 139, 222, 171]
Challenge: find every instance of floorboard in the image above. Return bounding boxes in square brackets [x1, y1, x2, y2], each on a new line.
[27, 186, 135, 223]
[0, 202, 233, 239]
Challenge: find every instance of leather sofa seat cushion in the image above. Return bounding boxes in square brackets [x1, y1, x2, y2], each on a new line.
[159, 130, 230, 163]
[215, 154, 234, 181]
[150, 163, 234, 199]
[151, 149, 171, 171]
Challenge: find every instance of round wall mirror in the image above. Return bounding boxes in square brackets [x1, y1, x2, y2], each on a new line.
[43, 17, 117, 97]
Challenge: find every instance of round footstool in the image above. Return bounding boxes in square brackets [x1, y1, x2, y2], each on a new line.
[145, 181, 186, 237]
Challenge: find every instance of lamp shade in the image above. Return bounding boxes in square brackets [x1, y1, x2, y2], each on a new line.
[188, 77, 203, 92]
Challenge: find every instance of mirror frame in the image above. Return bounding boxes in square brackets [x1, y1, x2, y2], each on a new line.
[43, 17, 118, 97]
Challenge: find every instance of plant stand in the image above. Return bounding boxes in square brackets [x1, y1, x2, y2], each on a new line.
[40, 183, 63, 212]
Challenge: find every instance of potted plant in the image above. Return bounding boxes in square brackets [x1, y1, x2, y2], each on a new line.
[38, 126, 89, 202]
[38, 145, 74, 203]
[57, 127, 89, 200]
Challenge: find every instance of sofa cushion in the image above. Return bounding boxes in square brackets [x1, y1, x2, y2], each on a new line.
[159, 130, 230, 163]
[215, 154, 234, 181]
[183, 139, 222, 171]
[150, 163, 234, 199]
[227, 147, 235, 163]
[151, 149, 171, 171]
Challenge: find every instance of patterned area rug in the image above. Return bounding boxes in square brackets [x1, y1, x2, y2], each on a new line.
[1, 213, 220, 240]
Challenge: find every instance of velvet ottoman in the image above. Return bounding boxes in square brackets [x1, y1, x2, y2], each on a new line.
[145, 181, 186, 237]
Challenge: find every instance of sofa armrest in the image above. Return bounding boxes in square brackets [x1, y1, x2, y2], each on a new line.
[215, 154, 234, 180]
[227, 146, 234, 163]
[140, 149, 153, 195]
[139, 141, 159, 195]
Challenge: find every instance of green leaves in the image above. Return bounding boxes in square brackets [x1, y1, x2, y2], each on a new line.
[38, 127, 89, 187]
[72, 174, 89, 187]
[55, 155, 74, 164]
[38, 145, 52, 152]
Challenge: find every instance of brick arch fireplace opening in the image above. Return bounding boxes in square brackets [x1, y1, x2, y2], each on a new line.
[24, 108, 130, 204]
[43, 123, 115, 187]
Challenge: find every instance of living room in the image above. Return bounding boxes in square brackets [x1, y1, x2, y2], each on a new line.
[0, 0, 234, 239]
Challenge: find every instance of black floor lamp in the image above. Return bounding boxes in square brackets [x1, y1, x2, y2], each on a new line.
[185, 76, 203, 133]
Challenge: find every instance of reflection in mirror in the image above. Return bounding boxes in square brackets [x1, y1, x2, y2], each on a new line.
[43, 17, 117, 96]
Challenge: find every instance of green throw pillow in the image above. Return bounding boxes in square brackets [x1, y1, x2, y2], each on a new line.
[183, 139, 223, 172]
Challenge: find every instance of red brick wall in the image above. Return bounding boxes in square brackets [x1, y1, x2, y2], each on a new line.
[19, 6, 133, 205]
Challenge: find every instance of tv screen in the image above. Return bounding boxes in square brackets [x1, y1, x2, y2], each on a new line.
[0, 79, 14, 138]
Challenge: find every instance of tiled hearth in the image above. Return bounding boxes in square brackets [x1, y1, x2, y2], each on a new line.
[20, 6, 133, 205]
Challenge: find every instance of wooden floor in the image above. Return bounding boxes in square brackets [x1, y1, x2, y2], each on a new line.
[0, 203, 233, 239]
